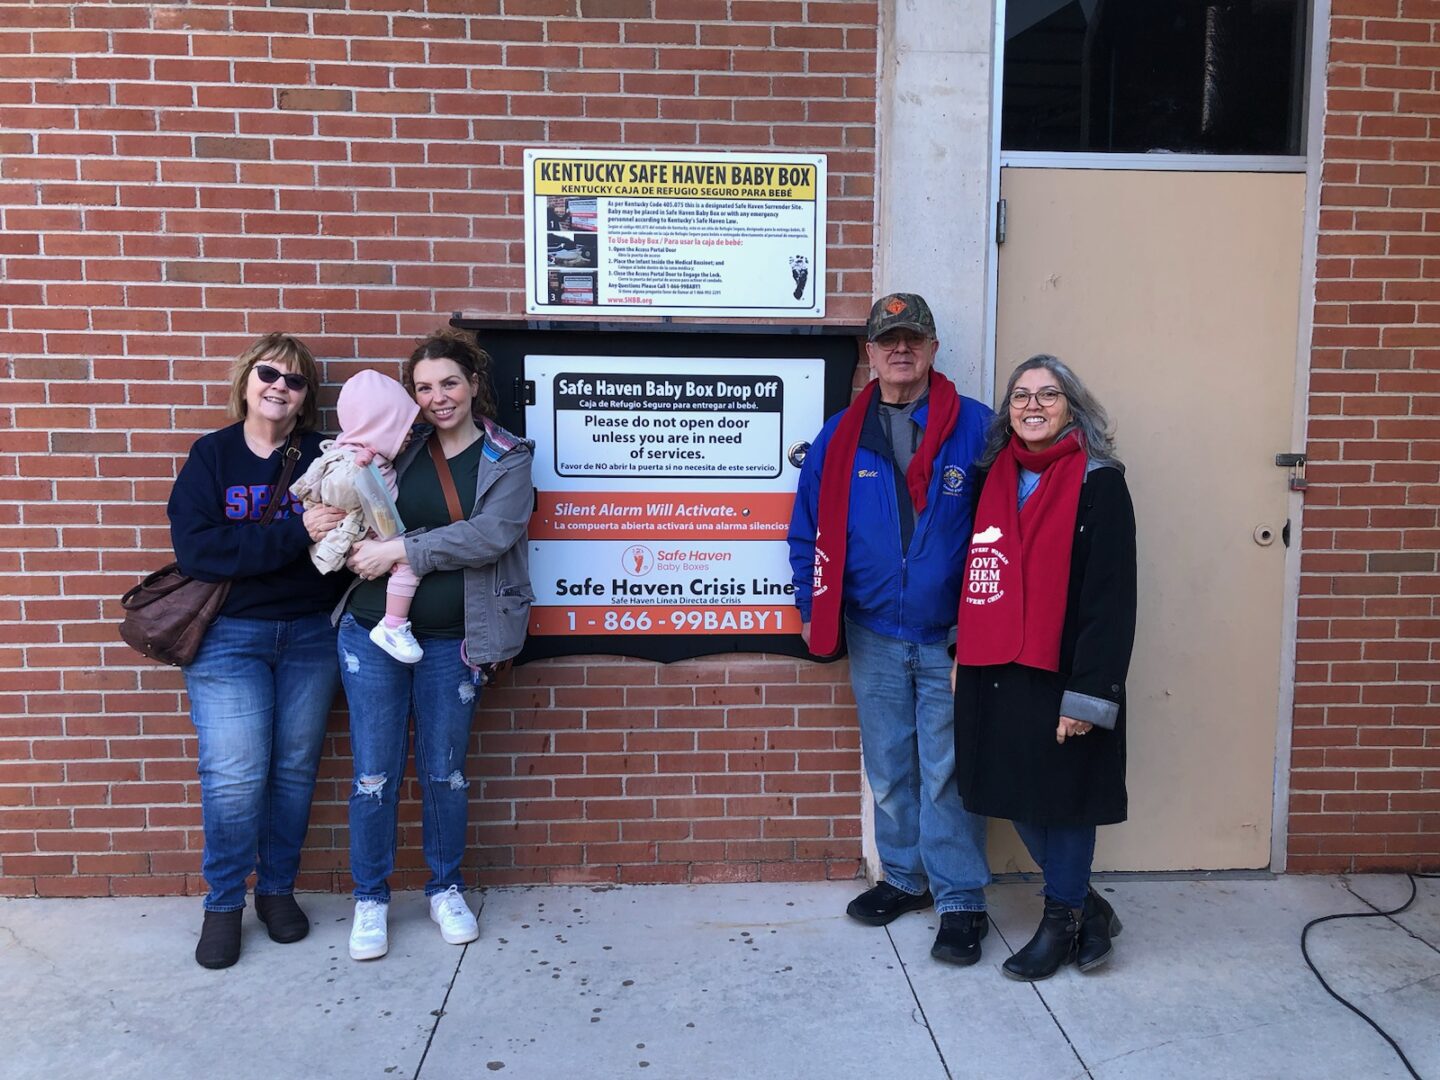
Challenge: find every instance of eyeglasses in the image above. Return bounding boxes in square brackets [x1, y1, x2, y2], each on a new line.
[1008, 387, 1065, 409]
[254, 363, 309, 393]
[872, 329, 932, 351]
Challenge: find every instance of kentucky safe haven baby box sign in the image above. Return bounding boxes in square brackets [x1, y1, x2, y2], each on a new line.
[523, 148, 827, 318]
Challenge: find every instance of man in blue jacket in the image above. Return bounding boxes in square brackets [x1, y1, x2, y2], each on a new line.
[788, 293, 994, 965]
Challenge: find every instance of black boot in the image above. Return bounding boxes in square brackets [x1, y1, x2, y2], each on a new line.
[255, 893, 310, 944]
[1076, 887, 1122, 972]
[195, 909, 243, 969]
[1002, 898, 1079, 982]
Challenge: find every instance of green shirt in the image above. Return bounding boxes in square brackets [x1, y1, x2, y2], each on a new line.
[347, 438, 482, 638]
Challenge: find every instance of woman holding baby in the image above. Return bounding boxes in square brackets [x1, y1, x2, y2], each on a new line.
[167, 328, 533, 970]
[328, 329, 534, 962]
[167, 333, 348, 970]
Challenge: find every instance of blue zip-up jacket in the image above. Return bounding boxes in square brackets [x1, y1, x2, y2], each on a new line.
[787, 389, 993, 644]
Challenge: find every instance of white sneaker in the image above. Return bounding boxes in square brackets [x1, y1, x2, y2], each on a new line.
[429, 885, 479, 945]
[369, 620, 423, 664]
[349, 899, 389, 960]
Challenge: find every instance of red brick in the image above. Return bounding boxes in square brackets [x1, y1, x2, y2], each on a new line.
[16, 0, 1433, 892]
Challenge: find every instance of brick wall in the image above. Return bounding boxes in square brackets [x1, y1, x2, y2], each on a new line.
[0, 1, 878, 897]
[1290, 0, 1440, 872]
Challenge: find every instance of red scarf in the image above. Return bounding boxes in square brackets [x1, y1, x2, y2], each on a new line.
[809, 370, 960, 657]
[954, 430, 1086, 671]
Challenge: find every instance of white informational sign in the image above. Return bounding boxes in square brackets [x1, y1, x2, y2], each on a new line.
[523, 148, 827, 318]
[526, 355, 826, 639]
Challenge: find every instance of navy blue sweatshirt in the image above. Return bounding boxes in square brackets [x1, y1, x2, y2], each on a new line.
[167, 422, 341, 619]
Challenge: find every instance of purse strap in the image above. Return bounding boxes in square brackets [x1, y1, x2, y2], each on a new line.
[259, 431, 304, 527]
[429, 431, 510, 683]
[428, 435, 465, 524]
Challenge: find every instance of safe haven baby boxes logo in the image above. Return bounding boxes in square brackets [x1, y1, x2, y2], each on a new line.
[963, 525, 1007, 606]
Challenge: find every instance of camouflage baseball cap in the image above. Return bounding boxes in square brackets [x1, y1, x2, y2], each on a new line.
[866, 293, 936, 341]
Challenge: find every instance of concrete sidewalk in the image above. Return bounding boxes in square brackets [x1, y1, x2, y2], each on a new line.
[4, 876, 1438, 1079]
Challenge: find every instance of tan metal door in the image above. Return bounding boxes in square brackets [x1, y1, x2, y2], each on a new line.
[992, 168, 1304, 870]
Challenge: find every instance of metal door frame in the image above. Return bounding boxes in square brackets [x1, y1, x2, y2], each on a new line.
[981, 0, 1332, 871]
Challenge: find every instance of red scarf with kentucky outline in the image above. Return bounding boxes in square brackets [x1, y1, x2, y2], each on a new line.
[954, 430, 1087, 671]
[809, 370, 960, 657]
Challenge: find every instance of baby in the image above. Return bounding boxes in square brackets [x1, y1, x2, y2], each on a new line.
[290, 369, 425, 664]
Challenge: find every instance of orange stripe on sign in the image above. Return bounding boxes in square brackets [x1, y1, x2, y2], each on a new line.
[529, 491, 794, 540]
[531, 605, 802, 636]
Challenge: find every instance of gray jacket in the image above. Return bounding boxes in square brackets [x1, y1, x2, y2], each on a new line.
[333, 418, 535, 663]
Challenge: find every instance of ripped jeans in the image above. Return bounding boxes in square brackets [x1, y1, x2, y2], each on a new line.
[338, 613, 480, 902]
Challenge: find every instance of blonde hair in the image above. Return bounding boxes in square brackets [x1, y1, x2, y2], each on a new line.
[226, 332, 321, 432]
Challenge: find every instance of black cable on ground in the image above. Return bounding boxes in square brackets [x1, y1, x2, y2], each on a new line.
[1300, 872, 1440, 1080]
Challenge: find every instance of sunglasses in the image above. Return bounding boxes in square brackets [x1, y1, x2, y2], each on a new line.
[254, 363, 309, 392]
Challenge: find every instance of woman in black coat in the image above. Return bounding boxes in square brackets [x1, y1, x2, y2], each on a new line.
[953, 355, 1137, 981]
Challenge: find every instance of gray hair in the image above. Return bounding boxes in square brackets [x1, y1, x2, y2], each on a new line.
[977, 354, 1120, 469]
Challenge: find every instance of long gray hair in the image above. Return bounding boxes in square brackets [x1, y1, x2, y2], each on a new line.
[976, 354, 1120, 469]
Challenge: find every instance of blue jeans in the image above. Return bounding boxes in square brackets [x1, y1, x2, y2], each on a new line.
[339, 614, 479, 903]
[183, 612, 339, 912]
[1013, 822, 1096, 909]
[845, 619, 990, 913]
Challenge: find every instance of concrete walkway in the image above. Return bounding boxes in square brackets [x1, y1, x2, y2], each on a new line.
[4, 876, 1438, 1079]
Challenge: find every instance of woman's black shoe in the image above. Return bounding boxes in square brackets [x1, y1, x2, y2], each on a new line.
[1002, 898, 1080, 982]
[195, 909, 243, 969]
[255, 893, 310, 944]
[1076, 887, 1122, 972]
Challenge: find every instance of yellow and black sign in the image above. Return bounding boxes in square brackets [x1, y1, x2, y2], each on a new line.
[533, 157, 818, 201]
[524, 147, 827, 317]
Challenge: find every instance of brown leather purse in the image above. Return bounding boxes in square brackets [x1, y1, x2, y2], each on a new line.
[120, 432, 302, 666]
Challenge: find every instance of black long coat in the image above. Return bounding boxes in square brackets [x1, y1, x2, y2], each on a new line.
[953, 465, 1137, 827]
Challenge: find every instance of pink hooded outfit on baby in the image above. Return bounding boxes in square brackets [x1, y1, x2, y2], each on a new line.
[290, 370, 421, 597]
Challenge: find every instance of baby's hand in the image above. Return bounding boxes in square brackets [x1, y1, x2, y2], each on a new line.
[353, 447, 376, 467]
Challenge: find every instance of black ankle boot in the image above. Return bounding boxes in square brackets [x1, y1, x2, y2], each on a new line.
[1002, 898, 1079, 982]
[195, 909, 243, 969]
[255, 893, 310, 944]
[1076, 887, 1122, 972]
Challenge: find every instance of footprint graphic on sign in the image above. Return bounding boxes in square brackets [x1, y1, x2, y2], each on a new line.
[623, 545, 655, 576]
[789, 255, 809, 301]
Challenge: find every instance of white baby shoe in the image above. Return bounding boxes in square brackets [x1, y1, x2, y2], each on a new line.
[369, 620, 423, 664]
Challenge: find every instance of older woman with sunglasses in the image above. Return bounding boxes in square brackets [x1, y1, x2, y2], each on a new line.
[951, 355, 1137, 981]
[167, 333, 350, 969]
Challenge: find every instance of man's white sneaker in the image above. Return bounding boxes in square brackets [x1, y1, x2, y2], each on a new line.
[429, 885, 479, 945]
[349, 899, 389, 960]
[370, 620, 423, 664]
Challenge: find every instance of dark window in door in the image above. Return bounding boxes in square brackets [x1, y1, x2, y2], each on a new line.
[1002, 0, 1308, 155]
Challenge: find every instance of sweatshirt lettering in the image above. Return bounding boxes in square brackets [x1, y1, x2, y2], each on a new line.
[224, 484, 300, 521]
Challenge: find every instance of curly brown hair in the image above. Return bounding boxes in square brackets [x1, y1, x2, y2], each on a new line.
[401, 328, 498, 421]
